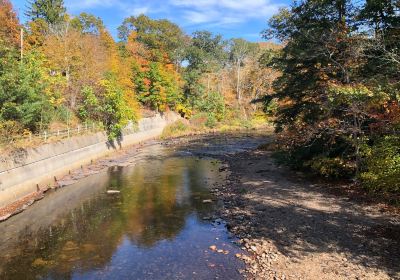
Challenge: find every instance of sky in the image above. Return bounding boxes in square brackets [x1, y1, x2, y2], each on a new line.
[10, 0, 290, 41]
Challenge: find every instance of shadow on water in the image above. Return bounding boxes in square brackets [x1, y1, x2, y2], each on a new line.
[0, 146, 244, 280]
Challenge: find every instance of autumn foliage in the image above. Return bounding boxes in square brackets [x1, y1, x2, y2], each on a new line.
[264, 0, 400, 194]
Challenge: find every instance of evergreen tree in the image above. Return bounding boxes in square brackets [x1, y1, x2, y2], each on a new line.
[26, 0, 66, 24]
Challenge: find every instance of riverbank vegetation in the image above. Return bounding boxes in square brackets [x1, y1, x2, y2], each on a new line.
[264, 0, 400, 197]
[0, 0, 276, 144]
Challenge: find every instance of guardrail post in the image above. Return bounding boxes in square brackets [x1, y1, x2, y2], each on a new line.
[78, 125, 80, 134]
[57, 130, 60, 136]
[44, 131, 47, 142]
[67, 128, 70, 138]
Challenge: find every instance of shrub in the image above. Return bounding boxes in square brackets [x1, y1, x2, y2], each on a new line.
[0, 120, 23, 143]
[189, 112, 208, 128]
[360, 136, 400, 193]
[306, 156, 354, 179]
[205, 113, 218, 128]
[161, 120, 190, 138]
[194, 91, 226, 121]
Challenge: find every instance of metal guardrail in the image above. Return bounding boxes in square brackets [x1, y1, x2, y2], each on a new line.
[0, 122, 103, 146]
[0, 114, 168, 147]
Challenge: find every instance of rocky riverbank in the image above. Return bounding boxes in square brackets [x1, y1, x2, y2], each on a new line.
[210, 148, 400, 280]
[167, 133, 400, 280]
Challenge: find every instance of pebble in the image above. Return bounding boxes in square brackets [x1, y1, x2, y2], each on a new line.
[107, 190, 120, 194]
[209, 245, 217, 251]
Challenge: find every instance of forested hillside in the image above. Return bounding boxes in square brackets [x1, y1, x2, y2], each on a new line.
[0, 0, 276, 142]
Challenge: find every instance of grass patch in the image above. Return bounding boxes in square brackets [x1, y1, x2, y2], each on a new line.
[161, 120, 190, 139]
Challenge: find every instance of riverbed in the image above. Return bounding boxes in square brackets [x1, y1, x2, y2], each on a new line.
[0, 133, 267, 280]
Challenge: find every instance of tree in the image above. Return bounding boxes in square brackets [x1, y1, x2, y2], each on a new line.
[360, 0, 400, 79]
[118, 14, 186, 64]
[42, 21, 83, 108]
[263, 0, 400, 186]
[134, 61, 183, 112]
[0, 0, 20, 47]
[98, 73, 135, 139]
[229, 39, 258, 104]
[262, 0, 366, 177]
[184, 31, 227, 104]
[70, 12, 105, 35]
[26, 0, 66, 24]
[0, 43, 57, 132]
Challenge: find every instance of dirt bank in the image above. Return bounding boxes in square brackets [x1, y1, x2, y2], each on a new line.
[219, 152, 399, 279]
[172, 134, 400, 280]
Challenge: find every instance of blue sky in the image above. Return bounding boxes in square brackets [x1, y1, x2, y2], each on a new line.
[11, 0, 290, 41]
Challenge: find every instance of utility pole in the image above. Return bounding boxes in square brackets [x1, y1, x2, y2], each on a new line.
[20, 28, 24, 60]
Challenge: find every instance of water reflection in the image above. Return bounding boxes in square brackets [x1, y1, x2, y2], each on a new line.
[0, 149, 243, 279]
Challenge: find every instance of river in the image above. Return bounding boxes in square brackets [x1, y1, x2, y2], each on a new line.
[0, 133, 266, 279]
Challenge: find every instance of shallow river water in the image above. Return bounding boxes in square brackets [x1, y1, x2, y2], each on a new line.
[0, 135, 266, 280]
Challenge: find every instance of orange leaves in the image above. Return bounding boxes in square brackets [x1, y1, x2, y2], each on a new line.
[0, 0, 20, 47]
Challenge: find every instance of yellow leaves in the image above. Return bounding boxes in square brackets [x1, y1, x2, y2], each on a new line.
[328, 83, 373, 97]
[320, 73, 330, 81]
[314, 63, 322, 69]
[42, 27, 83, 73]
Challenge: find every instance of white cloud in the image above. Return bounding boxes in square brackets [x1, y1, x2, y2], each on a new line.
[169, 0, 284, 26]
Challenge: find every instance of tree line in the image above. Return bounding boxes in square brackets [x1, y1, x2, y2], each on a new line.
[1, 0, 397, 195]
[0, 0, 277, 141]
[264, 0, 399, 195]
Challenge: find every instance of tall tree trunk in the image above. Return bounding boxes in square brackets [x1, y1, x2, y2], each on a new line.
[236, 60, 241, 104]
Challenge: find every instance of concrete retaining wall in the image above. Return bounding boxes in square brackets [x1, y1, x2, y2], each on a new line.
[0, 113, 179, 208]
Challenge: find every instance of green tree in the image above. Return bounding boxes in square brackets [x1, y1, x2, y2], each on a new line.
[195, 91, 226, 124]
[70, 12, 105, 35]
[264, 0, 400, 188]
[135, 62, 183, 112]
[98, 73, 135, 140]
[184, 31, 227, 104]
[118, 14, 186, 64]
[0, 44, 54, 132]
[263, 0, 364, 177]
[26, 0, 66, 24]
